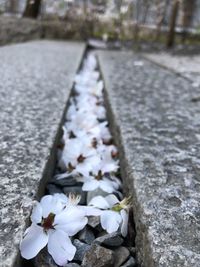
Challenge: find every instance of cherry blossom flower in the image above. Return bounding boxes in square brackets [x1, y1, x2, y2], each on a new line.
[65, 112, 99, 134]
[88, 194, 131, 237]
[20, 194, 88, 266]
[74, 95, 106, 120]
[58, 137, 101, 176]
[88, 122, 112, 142]
[83, 53, 97, 71]
[82, 170, 121, 193]
[75, 70, 99, 87]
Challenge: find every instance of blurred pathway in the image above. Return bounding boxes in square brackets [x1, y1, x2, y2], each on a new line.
[143, 52, 200, 87]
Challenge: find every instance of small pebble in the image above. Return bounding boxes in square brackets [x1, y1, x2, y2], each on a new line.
[114, 246, 130, 267]
[120, 256, 137, 267]
[82, 244, 114, 267]
[94, 232, 123, 247]
[33, 248, 57, 267]
[78, 226, 95, 245]
[73, 239, 90, 262]
[64, 263, 80, 267]
[127, 247, 136, 257]
[46, 184, 63, 194]
[50, 175, 79, 187]
[87, 216, 100, 228]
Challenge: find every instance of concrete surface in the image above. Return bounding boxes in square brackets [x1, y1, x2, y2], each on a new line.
[98, 50, 200, 267]
[0, 40, 85, 267]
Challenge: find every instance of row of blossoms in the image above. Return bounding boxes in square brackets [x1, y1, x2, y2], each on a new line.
[20, 53, 131, 266]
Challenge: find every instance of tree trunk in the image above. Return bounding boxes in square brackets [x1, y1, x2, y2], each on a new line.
[23, 0, 42, 18]
[155, 0, 169, 40]
[83, 0, 87, 17]
[142, 0, 150, 24]
[133, 0, 140, 45]
[166, 0, 179, 48]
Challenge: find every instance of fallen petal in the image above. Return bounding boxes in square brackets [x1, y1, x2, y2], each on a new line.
[48, 229, 76, 266]
[20, 224, 48, 260]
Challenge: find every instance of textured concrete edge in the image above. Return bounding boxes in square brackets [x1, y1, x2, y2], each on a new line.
[97, 52, 155, 267]
[12, 43, 87, 267]
[141, 54, 191, 84]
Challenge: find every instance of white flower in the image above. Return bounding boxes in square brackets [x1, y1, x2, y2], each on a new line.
[65, 102, 77, 121]
[86, 147, 119, 177]
[75, 70, 99, 87]
[75, 94, 106, 120]
[75, 94, 98, 108]
[82, 170, 121, 193]
[97, 144, 118, 159]
[83, 53, 97, 71]
[65, 112, 98, 133]
[79, 146, 120, 193]
[59, 137, 100, 175]
[20, 194, 88, 266]
[90, 80, 104, 97]
[76, 80, 103, 97]
[88, 122, 112, 142]
[88, 195, 131, 237]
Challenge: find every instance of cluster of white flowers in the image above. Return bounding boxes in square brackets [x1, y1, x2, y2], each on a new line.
[57, 53, 121, 195]
[20, 53, 131, 266]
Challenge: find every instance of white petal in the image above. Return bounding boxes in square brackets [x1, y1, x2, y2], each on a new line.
[105, 194, 119, 207]
[55, 217, 88, 236]
[82, 179, 99, 191]
[99, 180, 115, 193]
[100, 211, 122, 234]
[53, 193, 68, 204]
[120, 209, 129, 237]
[54, 207, 86, 225]
[20, 224, 48, 259]
[86, 155, 101, 167]
[75, 162, 91, 176]
[40, 195, 63, 218]
[48, 230, 76, 265]
[88, 196, 110, 209]
[110, 176, 122, 189]
[31, 202, 42, 224]
[81, 206, 102, 216]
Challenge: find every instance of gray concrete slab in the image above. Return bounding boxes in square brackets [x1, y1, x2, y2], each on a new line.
[98, 50, 200, 267]
[143, 52, 200, 87]
[0, 41, 85, 267]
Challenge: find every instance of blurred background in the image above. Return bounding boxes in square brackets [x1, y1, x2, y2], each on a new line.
[0, 0, 200, 51]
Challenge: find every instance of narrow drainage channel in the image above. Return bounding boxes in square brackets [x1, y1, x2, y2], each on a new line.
[21, 49, 138, 267]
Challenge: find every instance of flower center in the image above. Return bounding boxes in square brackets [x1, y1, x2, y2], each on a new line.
[111, 197, 132, 212]
[95, 170, 103, 180]
[111, 150, 118, 158]
[77, 154, 86, 163]
[67, 162, 75, 172]
[111, 204, 122, 212]
[92, 138, 98, 148]
[69, 131, 76, 138]
[41, 213, 55, 230]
